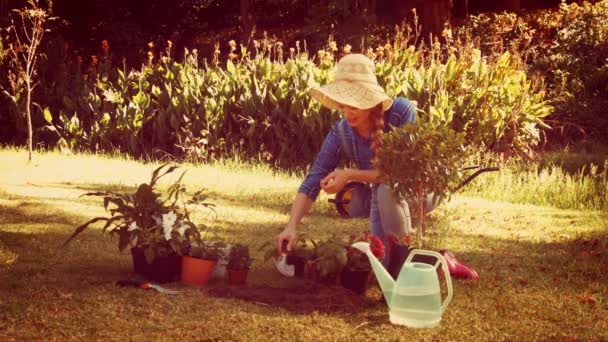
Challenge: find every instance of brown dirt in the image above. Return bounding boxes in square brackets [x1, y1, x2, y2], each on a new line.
[205, 282, 380, 314]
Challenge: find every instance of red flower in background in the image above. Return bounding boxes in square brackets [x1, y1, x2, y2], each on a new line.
[404, 234, 411, 245]
[388, 234, 411, 248]
[367, 235, 385, 259]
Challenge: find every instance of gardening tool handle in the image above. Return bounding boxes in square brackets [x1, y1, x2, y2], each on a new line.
[404, 250, 453, 314]
[453, 167, 500, 192]
[116, 280, 146, 288]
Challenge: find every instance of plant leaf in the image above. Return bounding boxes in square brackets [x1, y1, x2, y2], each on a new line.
[62, 217, 109, 247]
[43, 107, 52, 123]
[118, 229, 130, 252]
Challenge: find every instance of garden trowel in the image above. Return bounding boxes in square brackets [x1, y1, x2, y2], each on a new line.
[275, 240, 295, 277]
[116, 280, 181, 295]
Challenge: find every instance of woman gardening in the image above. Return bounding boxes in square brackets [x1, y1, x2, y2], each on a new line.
[276, 53, 478, 280]
[276, 53, 416, 269]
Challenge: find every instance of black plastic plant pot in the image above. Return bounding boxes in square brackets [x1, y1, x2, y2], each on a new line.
[340, 269, 370, 294]
[131, 247, 181, 283]
[286, 255, 307, 277]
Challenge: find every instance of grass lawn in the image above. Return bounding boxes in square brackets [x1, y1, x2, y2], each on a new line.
[0, 149, 607, 341]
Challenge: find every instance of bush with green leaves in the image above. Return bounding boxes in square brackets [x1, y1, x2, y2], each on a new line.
[454, 1, 608, 144]
[44, 37, 550, 166]
[375, 44, 551, 238]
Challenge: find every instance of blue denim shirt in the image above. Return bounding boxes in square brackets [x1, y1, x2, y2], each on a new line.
[298, 97, 417, 201]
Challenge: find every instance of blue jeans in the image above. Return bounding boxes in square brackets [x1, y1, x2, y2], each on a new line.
[370, 184, 411, 268]
[349, 184, 440, 267]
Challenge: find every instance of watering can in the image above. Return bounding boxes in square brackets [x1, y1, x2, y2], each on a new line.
[352, 242, 453, 328]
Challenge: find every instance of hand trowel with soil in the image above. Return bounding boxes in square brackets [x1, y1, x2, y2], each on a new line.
[275, 240, 295, 277]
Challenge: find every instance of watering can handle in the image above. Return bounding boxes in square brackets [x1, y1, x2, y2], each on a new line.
[404, 249, 453, 314]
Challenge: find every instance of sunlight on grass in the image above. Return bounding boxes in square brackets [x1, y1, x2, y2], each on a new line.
[462, 158, 608, 210]
[0, 148, 607, 340]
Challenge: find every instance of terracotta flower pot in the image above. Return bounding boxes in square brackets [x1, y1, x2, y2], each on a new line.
[131, 247, 181, 283]
[181, 256, 217, 286]
[340, 268, 370, 294]
[226, 268, 249, 285]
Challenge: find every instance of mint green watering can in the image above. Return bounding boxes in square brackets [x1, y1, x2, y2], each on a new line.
[352, 242, 453, 328]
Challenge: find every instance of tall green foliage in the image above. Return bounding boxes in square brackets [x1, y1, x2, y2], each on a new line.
[455, 1, 608, 144]
[375, 43, 551, 239]
[37, 29, 552, 173]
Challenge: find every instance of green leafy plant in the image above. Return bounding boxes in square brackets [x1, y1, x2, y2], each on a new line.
[188, 238, 227, 261]
[310, 237, 347, 278]
[226, 243, 253, 271]
[376, 123, 471, 241]
[63, 164, 214, 264]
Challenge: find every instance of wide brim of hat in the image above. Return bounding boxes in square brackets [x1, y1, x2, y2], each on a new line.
[309, 80, 392, 112]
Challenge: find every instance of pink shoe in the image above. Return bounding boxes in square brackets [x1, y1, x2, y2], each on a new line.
[440, 250, 479, 281]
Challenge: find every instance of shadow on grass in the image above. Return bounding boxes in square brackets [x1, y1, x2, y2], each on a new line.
[206, 282, 382, 314]
[50, 181, 340, 218]
[2, 185, 607, 330]
[2, 217, 607, 334]
[48, 182, 137, 193]
[0, 201, 83, 226]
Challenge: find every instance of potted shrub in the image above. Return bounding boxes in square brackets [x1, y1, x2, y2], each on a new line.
[341, 232, 385, 294]
[63, 164, 212, 283]
[181, 237, 227, 286]
[225, 243, 253, 285]
[309, 237, 348, 284]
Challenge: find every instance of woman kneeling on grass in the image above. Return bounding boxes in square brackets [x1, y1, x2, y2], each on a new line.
[276, 53, 416, 270]
[276, 53, 478, 279]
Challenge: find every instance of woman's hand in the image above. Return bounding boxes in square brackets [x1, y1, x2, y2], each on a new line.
[276, 226, 297, 254]
[320, 169, 351, 194]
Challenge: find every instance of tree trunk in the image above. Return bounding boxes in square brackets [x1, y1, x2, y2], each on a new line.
[0, 0, 9, 25]
[417, 0, 452, 39]
[504, 0, 521, 11]
[416, 181, 425, 244]
[453, 0, 468, 18]
[376, 0, 402, 25]
[26, 80, 32, 161]
[239, 0, 255, 34]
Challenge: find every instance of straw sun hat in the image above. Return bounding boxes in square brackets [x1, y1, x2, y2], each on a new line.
[309, 53, 393, 111]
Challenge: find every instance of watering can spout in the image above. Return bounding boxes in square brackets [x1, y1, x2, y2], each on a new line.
[351, 241, 395, 304]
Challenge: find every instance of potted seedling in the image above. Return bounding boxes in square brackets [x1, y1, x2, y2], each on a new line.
[226, 243, 253, 285]
[309, 237, 348, 284]
[63, 164, 211, 283]
[341, 232, 385, 294]
[181, 233, 226, 286]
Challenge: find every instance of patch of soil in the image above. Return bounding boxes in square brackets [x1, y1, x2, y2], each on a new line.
[206, 282, 379, 314]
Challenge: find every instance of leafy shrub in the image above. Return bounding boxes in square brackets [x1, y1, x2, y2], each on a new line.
[455, 1, 608, 144]
[42, 35, 550, 168]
